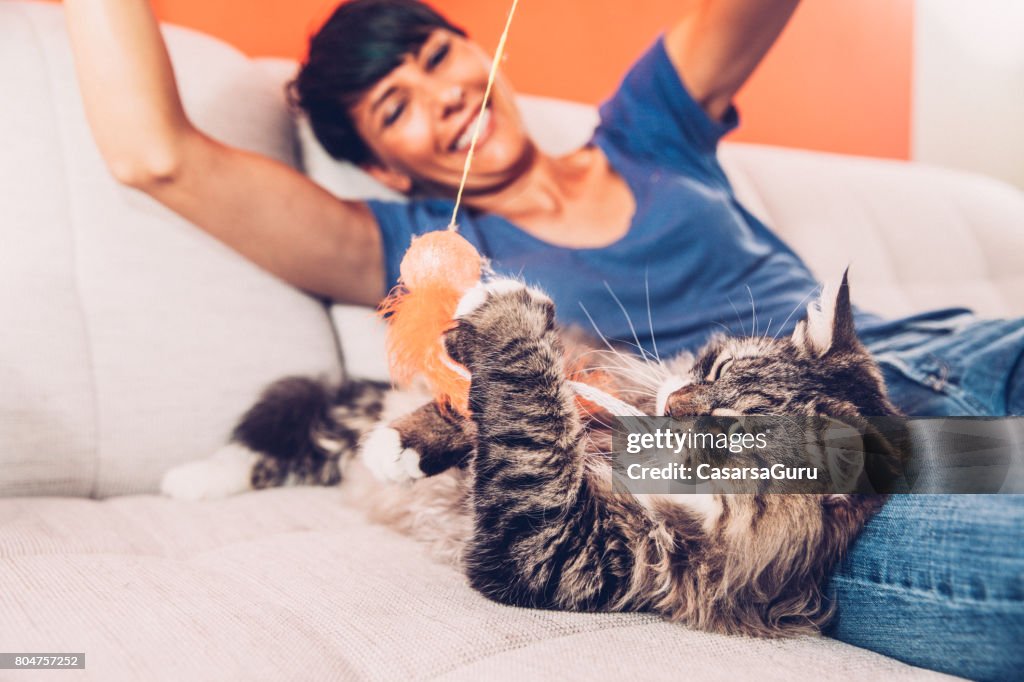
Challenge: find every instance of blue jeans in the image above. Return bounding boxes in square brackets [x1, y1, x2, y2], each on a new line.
[825, 312, 1024, 681]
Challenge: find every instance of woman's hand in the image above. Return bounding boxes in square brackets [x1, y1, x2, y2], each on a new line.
[665, 0, 801, 122]
[64, 0, 385, 305]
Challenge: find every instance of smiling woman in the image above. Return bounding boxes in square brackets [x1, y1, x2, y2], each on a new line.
[345, 27, 533, 196]
[289, 0, 471, 168]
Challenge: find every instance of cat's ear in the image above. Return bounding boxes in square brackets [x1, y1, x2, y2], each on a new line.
[792, 269, 858, 357]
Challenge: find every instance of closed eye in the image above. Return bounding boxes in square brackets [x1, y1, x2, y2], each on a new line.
[382, 100, 407, 128]
[707, 356, 734, 382]
[426, 43, 450, 70]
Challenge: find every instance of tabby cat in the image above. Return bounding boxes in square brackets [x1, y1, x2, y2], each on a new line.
[162, 273, 900, 637]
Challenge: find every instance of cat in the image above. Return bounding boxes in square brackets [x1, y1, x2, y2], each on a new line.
[161, 273, 901, 637]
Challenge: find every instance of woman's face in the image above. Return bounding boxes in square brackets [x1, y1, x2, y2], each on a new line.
[350, 29, 534, 196]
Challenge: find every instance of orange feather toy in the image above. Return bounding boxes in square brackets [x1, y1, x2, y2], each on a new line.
[377, 231, 482, 415]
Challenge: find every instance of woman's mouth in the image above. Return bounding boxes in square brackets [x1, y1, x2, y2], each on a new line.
[451, 106, 493, 153]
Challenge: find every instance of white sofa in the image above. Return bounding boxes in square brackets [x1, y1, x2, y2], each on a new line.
[3, 2, 1022, 680]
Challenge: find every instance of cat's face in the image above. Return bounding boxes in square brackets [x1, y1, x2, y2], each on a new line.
[659, 274, 898, 420]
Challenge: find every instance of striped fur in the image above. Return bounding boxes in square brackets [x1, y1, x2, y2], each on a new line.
[209, 274, 898, 637]
[438, 278, 896, 636]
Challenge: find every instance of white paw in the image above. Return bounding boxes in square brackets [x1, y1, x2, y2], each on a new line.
[455, 278, 530, 319]
[360, 426, 425, 484]
[160, 443, 259, 501]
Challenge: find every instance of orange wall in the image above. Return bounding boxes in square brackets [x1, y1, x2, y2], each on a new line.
[144, 0, 912, 159]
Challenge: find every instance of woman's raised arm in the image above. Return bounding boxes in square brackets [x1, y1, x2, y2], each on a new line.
[665, 0, 800, 122]
[64, 0, 385, 306]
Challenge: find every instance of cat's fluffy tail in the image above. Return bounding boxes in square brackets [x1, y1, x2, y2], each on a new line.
[234, 377, 387, 488]
[161, 377, 387, 500]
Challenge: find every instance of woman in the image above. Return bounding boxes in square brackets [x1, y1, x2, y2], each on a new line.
[66, 0, 1023, 678]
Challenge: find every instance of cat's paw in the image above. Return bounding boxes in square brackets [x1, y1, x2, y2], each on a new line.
[360, 426, 425, 485]
[455, 278, 533, 319]
[159, 443, 259, 501]
[448, 279, 555, 368]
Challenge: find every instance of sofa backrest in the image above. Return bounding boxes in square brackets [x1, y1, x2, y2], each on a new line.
[0, 3, 343, 497]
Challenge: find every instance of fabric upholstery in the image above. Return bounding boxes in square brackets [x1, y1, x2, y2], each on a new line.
[717, 144, 1024, 319]
[0, 489, 960, 681]
[0, 3, 342, 497]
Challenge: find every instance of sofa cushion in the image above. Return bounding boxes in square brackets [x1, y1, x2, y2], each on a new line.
[0, 488, 958, 681]
[0, 3, 342, 498]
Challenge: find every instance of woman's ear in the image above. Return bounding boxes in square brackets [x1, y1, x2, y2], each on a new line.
[364, 163, 413, 194]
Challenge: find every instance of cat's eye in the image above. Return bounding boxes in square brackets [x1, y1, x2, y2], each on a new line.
[707, 356, 734, 381]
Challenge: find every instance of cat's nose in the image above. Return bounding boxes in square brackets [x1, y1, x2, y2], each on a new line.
[665, 385, 701, 418]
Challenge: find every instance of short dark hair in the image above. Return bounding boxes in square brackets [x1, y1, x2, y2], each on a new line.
[289, 0, 466, 166]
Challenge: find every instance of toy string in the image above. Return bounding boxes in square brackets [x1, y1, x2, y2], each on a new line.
[436, 0, 639, 416]
[447, 0, 520, 231]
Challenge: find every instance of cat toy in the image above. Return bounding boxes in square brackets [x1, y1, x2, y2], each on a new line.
[377, 0, 519, 416]
[377, 229, 481, 415]
[378, 0, 645, 420]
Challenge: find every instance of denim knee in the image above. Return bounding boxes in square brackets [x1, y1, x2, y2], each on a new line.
[827, 495, 1024, 680]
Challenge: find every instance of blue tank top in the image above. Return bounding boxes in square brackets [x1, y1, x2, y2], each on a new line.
[368, 38, 878, 359]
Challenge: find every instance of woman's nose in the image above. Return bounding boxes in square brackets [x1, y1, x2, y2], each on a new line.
[437, 84, 465, 117]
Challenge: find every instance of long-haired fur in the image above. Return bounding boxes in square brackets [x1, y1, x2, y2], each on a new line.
[210, 273, 898, 637]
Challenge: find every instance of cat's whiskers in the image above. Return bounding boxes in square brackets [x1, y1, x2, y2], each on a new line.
[771, 286, 818, 343]
[574, 400, 618, 431]
[603, 336, 663, 365]
[603, 281, 660, 369]
[570, 378, 658, 424]
[601, 387, 660, 399]
[746, 285, 759, 338]
[568, 381, 646, 417]
[644, 270, 662, 363]
[727, 296, 747, 337]
[579, 303, 629, 359]
[711, 320, 734, 337]
[574, 373, 664, 411]
[573, 347, 665, 376]
[583, 346, 672, 384]
[576, 306, 668, 390]
[573, 363, 665, 392]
